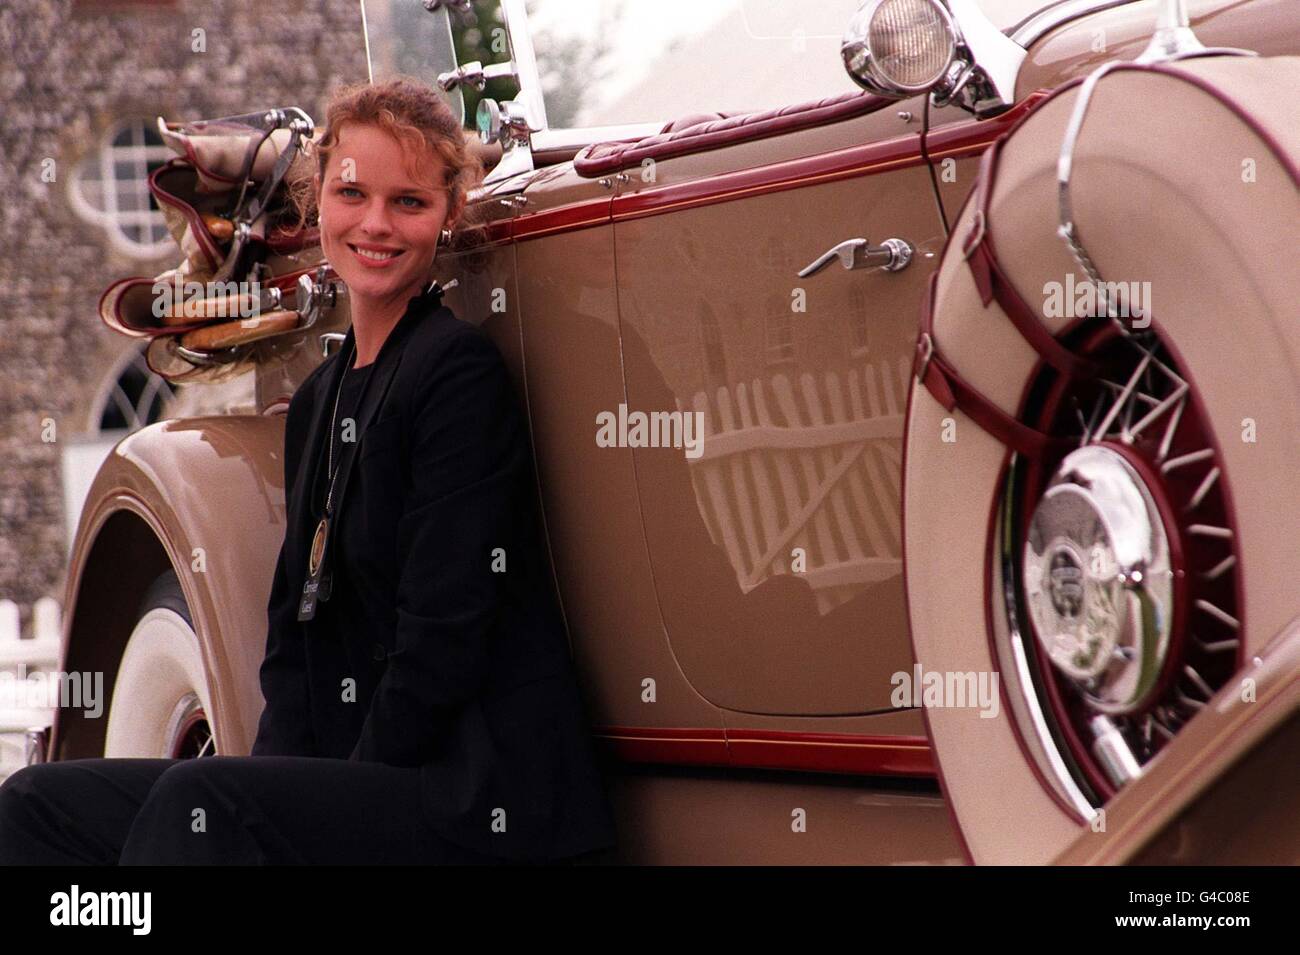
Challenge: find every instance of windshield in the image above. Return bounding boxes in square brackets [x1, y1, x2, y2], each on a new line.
[358, 0, 1091, 135]
[361, 0, 466, 125]
[524, 0, 1066, 130]
[977, 0, 1063, 31]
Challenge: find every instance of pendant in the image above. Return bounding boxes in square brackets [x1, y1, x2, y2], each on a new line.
[308, 516, 328, 577]
[298, 516, 331, 621]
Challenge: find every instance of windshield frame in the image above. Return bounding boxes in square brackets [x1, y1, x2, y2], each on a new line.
[504, 0, 1139, 152]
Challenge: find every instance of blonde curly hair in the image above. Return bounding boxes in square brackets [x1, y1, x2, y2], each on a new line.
[285, 76, 485, 252]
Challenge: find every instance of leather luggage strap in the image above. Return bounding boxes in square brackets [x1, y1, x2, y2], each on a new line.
[914, 270, 1070, 458]
[911, 131, 1097, 458]
[961, 137, 1100, 380]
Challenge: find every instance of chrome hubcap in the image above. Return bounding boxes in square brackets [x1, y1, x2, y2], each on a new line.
[1023, 445, 1174, 713]
[1000, 322, 1241, 804]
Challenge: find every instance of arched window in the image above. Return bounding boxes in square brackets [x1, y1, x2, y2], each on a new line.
[68, 117, 174, 258]
[60, 345, 177, 558]
[96, 345, 175, 434]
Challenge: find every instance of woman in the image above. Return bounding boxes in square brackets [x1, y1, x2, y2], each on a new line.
[0, 79, 618, 865]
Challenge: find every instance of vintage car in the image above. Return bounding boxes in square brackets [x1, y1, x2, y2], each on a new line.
[41, 0, 1298, 864]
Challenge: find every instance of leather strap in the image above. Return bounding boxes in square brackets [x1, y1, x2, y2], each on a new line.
[914, 270, 1067, 459]
[962, 138, 1100, 381]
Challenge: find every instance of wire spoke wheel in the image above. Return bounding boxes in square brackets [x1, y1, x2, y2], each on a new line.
[999, 318, 1241, 805]
[166, 691, 216, 760]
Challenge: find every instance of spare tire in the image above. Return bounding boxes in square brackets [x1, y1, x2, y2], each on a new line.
[903, 55, 1300, 863]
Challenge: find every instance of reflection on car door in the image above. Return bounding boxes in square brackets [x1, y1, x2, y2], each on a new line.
[513, 165, 730, 761]
[610, 103, 946, 718]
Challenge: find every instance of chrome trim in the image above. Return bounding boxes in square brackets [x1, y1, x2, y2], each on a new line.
[471, 0, 544, 188]
[997, 464, 1103, 820]
[478, 97, 537, 186]
[174, 342, 241, 365]
[1057, 8, 1255, 309]
[163, 691, 206, 760]
[1135, 0, 1256, 63]
[425, 0, 475, 28]
[1011, 0, 1136, 48]
[295, 264, 338, 332]
[797, 236, 914, 277]
[24, 726, 48, 766]
[530, 122, 665, 154]
[1089, 714, 1143, 786]
[842, 0, 958, 97]
[319, 332, 347, 358]
[438, 59, 518, 93]
[1023, 446, 1175, 714]
[947, 0, 1027, 108]
[500, 0, 546, 130]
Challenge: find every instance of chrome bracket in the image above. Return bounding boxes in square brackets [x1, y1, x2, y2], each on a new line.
[295, 264, 340, 332]
[798, 237, 914, 278]
[1057, 0, 1256, 326]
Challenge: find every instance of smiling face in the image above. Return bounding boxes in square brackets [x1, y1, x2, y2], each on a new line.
[313, 122, 460, 308]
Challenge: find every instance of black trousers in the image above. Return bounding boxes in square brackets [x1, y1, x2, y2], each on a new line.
[0, 756, 511, 865]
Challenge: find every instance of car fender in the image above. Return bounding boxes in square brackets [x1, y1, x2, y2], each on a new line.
[51, 413, 286, 760]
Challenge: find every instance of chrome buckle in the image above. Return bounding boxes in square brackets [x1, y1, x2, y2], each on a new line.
[962, 210, 986, 260]
[915, 333, 934, 382]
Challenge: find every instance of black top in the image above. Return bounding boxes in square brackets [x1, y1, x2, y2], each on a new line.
[252, 292, 618, 863]
[311, 357, 374, 519]
[308, 354, 381, 762]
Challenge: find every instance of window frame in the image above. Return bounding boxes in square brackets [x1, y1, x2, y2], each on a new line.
[67, 117, 175, 260]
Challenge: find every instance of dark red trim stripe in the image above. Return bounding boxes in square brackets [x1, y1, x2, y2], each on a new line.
[574, 90, 894, 178]
[609, 131, 928, 223]
[726, 729, 935, 777]
[594, 725, 936, 777]
[594, 726, 729, 767]
[924, 90, 1050, 163]
[507, 93, 1051, 242]
[510, 197, 611, 242]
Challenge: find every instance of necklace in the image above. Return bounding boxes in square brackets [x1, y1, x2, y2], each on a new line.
[323, 343, 352, 517]
[296, 284, 437, 622]
[299, 339, 357, 621]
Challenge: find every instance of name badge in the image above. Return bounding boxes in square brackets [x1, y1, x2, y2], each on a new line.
[297, 516, 332, 621]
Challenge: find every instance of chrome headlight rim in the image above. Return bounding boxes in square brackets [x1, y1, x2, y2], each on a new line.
[842, 0, 961, 97]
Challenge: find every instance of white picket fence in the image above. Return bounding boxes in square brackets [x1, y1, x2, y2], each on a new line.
[0, 598, 63, 782]
[680, 355, 910, 616]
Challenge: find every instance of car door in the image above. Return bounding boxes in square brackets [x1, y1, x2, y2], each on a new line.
[512, 165, 732, 759]
[510, 1, 980, 772]
[600, 8, 948, 721]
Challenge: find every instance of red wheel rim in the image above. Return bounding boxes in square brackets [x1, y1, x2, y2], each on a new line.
[1007, 320, 1242, 802]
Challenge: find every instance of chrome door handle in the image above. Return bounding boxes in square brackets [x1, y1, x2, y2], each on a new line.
[319, 332, 346, 357]
[797, 237, 913, 277]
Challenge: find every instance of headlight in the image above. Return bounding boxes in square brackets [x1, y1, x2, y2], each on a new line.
[842, 0, 958, 96]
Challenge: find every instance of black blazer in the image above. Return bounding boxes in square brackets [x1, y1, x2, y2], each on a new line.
[251, 285, 617, 863]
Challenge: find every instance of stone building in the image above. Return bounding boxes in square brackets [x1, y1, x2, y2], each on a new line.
[0, 0, 367, 633]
